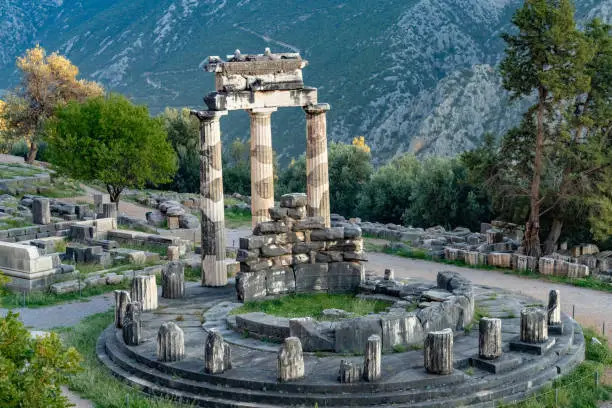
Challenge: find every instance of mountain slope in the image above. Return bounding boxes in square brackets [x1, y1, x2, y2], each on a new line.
[0, 0, 609, 163]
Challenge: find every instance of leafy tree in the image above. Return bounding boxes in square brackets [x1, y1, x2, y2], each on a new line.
[223, 139, 252, 196]
[46, 94, 177, 205]
[0, 311, 82, 408]
[402, 157, 491, 231]
[159, 108, 200, 193]
[277, 141, 373, 217]
[357, 154, 420, 224]
[4, 45, 104, 163]
[500, 0, 591, 257]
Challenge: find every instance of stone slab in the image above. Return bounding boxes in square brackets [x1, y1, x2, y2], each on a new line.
[470, 354, 522, 374]
[509, 337, 556, 355]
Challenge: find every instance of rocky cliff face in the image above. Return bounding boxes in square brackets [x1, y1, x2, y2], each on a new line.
[0, 0, 609, 163]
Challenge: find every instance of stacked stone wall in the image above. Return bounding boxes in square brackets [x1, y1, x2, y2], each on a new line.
[236, 193, 365, 301]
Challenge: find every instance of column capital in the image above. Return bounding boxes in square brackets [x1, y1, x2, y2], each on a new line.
[248, 107, 278, 117]
[190, 110, 228, 122]
[304, 103, 330, 115]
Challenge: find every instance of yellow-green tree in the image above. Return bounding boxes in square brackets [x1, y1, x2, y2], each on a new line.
[4, 45, 103, 162]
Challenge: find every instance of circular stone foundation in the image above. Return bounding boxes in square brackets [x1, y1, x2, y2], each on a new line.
[97, 273, 585, 407]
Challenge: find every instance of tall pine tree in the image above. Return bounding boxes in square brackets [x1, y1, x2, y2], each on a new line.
[500, 0, 591, 257]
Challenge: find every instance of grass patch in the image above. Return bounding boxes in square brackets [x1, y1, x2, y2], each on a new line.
[0, 217, 33, 230]
[0, 280, 131, 309]
[393, 344, 408, 353]
[224, 207, 252, 229]
[184, 265, 201, 282]
[230, 293, 390, 320]
[56, 311, 189, 408]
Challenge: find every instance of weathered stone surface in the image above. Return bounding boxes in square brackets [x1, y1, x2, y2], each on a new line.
[486, 229, 503, 244]
[32, 198, 51, 225]
[289, 317, 334, 352]
[50, 280, 83, 294]
[339, 360, 362, 383]
[255, 221, 289, 235]
[310, 227, 344, 241]
[384, 268, 394, 281]
[266, 268, 296, 295]
[157, 322, 184, 362]
[292, 241, 325, 254]
[422, 289, 453, 302]
[381, 313, 424, 352]
[479, 318, 502, 360]
[277, 337, 304, 382]
[114, 290, 131, 328]
[344, 225, 362, 239]
[547, 290, 561, 326]
[167, 245, 180, 261]
[161, 261, 185, 299]
[487, 252, 512, 268]
[235, 271, 267, 301]
[424, 328, 453, 375]
[261, 244, 291, 257]
[539, 257, 555, 275]
[122, 301, 142, 346]
[328, 262, 363, 294]
[294, 263, 329, 292]
[131, 275, 157, 311]
[102, 202, 117, 219]
[293, 217, 325, 231]
[513, 254, 538, 272]
[520, 308, 548, 344]
[204, 329, 231, 374]
[239, 235, 275, 250]
[363, 334, 382, 382]
[567, 263, 589, 278]
[280, 193, 307, 208]
[335, 316, 382, 354]
[235, 313, 290, 341]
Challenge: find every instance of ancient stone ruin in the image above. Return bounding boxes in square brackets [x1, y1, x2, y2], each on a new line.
[192, 49, 332, 288]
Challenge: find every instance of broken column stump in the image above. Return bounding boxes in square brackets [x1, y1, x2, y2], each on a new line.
[510, 307, 555, 355]
[167, 245, 180, 261]
[520, 308, 548, 343]
[131, 275, 158, 311]
[339, 360, 362, 383]
[547, 289, 563, 334]
[424, 328, 453, 375]
[157, 322, 185, 362]
[363, 334, 382, 382]
[161, 261, 185, 299]
[114, 290, 131, 328]
[122, 301, 142, 346]
[32, 198, 51, 225]
[479, 318, 502, 360]
[204, 329, 231, 374]
[277, 337, 304, 382]
[102, 202, 117, 219]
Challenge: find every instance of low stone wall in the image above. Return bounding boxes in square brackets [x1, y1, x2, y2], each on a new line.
[235, 194, 365, 301]
[107, 230, 189, 255]
[0, 173, 51, 195]
[230, 271, 474, 354]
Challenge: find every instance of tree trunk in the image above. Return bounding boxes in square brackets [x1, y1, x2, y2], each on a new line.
[25, 141, 38, 163]
[523, 87, 546, 258]
[107, 185, 123, 210]
[543, 218, 563, 255]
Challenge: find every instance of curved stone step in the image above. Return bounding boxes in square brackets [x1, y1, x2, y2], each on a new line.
[99, 323, 584, 408]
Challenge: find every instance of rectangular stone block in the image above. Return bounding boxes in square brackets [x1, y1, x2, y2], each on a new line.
[327, 262, 364, 294]
[266, 268, 296, 295]
[513, 254, 538, 272]
[310, 227, 344, 241]
[567, 263, 589, 278]
[380, 313, 424, 352]
[539, 257, 555, 275]
[204, 88, 317, 111]
[555, 260, 569, 277]
[334, 316, 382, 354]
[294, 263, 328, 292]
[32, 198, 51, 225]
[487, 252, 512, 268]
[239, 235, 275, 250]
[236, 271, 267, 301]
[464, 251, 480, 266]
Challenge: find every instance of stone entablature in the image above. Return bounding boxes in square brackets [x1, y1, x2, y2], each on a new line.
[230, 271, 474, 354]
[235, 193, 365, 302]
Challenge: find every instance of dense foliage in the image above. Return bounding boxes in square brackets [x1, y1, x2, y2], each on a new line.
[1, 45, 104, 162]
[46, 94, 177, 204]
[0, 311, 82, 408]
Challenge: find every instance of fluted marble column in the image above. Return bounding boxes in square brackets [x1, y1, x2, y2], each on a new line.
[249, 108, 277, 228]
[304, 103, 331, 227]
[191, 110, 228, 287]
